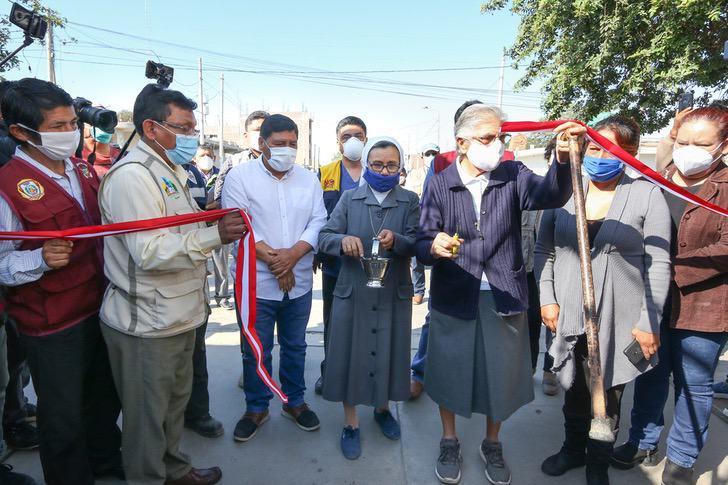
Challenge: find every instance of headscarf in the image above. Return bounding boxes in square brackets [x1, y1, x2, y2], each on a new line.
[359, 136, 405, 187]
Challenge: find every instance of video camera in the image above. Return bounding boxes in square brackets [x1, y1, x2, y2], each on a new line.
[9, 3, 47, 39]
[145, 61, 174, 88]
[73, 98, 118, 133]
[0, 3, 49, 70]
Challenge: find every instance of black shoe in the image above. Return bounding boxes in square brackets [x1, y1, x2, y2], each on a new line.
[4, 422, 39, 450]
[586, 464, 609, 485]
[661, 459, 693, 485]
[281, 403, 320, 431]
[185, 415, 225, 438]
[92, 465, 126, 481]
[0, 463, 36, 485]
[541, 448, 586, 476]
[233, 410, 269, 442]
[314, 376, 323, 395]
[611, 441, 661, 469]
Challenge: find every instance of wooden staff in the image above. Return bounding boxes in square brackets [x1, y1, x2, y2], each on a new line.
[568, 135, 615, 443]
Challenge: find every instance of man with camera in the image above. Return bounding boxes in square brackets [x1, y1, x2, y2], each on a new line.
[0, 78, 122, 485]
[99, 83, 245, 485]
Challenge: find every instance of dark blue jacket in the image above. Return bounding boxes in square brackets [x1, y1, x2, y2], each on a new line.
[416, 159, 572, 319]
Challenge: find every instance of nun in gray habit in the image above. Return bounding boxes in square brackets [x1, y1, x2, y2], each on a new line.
[318, 136, 420, 460]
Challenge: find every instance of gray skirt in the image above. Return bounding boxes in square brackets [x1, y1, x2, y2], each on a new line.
[425, 291, 534, 420]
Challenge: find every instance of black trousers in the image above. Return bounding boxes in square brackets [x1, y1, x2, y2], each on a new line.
[185, 319, 211, 421]
[22, 315, 122, 485]
[562, 335, 624, 465]
[3, 318, 30, 428]
[320, 272, 337, 377]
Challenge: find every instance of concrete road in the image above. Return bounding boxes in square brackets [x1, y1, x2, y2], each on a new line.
[5, 272, 728, 484]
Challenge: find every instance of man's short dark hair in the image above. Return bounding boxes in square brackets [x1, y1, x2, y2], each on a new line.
[0, 81, 16, 101]
[336, 116, 367, 136]
[260, 114, 298, 140]
[132, 83, 197, 134]
[454, 99, 483, 124]
[245, 110, 270, 131]
[1, 78, 73, 140]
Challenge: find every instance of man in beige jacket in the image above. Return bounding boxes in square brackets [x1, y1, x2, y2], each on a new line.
[98, 84, 245, 485]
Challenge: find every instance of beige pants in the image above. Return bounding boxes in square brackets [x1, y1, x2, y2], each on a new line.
[101, 324, 196, 485]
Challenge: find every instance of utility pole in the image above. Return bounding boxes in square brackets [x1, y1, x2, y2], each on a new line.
[219, 73, 225, 163]
[497, 48, 506, 110]
[198, 58, 205, 144]
[46, 24, 56, 84]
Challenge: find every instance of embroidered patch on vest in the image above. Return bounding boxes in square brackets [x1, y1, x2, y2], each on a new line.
[324, 178, 335, 189]
[161, 177, 179, 196]
[78, 163, 94, 179]
[16, 179, 45, 201]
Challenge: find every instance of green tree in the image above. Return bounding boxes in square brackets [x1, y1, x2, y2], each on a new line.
[481, 1, 728, 132]
[0, 1, 64, 75]
[117, 109, 133, 122]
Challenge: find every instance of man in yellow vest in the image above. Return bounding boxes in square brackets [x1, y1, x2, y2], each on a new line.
[314, 116, 367, 394]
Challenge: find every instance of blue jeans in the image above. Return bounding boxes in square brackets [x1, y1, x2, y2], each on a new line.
[628, 323, 728, 468]
[411, 258, 426, 296]
[410, 308, 430, 383]
[243, 292, 312, 412]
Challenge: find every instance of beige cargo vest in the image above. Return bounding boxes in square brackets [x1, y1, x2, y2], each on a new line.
[99, 145, 209, 337]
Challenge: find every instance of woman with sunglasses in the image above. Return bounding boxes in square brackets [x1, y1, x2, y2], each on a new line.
[318, 136, 420, 460]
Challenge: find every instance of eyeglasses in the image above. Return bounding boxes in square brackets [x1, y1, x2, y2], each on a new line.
[369, 162, 400, 174]
[157, 120, 198, 137]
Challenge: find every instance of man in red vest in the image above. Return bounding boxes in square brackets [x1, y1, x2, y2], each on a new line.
[0, 78, 121, 485]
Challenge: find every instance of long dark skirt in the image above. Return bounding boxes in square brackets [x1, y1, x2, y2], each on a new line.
[425, 291, 534, 420]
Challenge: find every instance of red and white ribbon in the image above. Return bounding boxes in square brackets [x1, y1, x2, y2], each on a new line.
[0, 207, 288, 403]
[502, 120, 728, 218]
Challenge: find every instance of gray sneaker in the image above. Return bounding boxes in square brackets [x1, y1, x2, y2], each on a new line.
[436, 438, 462, 484]
[480, 440, 512, 485]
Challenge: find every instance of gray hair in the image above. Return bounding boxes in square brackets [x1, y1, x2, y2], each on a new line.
[454, 104, 506, 140]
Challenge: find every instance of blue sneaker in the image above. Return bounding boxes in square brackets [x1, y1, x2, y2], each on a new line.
[374, 409, 401, 440]
[713, 379, 728, 399]
[340, 426, 361, 460]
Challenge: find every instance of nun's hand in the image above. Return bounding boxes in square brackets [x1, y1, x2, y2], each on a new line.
[431, 232, 461, 259]
[341, 236, 364, 258]
[378, 229, 395, 251]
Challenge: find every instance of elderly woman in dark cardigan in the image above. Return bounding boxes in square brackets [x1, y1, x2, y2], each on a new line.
[416, 104, 580, 485]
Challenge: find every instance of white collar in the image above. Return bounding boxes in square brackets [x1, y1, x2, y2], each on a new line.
[15, 147, 75, 179]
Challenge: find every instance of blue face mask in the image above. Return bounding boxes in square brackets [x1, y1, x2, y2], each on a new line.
[364, 168, 399, 192]
[155, 122, 199, 165]
[92, 128, 113, 144]
[582, 155, 624, 182]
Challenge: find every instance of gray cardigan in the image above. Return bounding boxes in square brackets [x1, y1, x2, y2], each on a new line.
[534, 175, 672, 390]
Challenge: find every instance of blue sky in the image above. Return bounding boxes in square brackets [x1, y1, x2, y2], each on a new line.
[4, 0, 545, 159]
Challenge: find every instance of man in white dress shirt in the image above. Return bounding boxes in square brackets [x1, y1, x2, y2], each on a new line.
[222, 114, 327, 443]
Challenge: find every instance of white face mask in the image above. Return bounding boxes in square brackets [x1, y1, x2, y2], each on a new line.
[20, 124, 80, 161]
[264, 140, 297, 172]
[247, 131, 261, 152]
[342, 137, 364, 162]
[197, 155, 214, 172]
[466, 138, 504, 172]
[672, 142, 725, 177]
